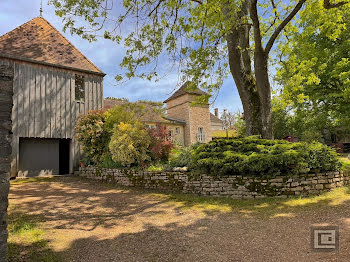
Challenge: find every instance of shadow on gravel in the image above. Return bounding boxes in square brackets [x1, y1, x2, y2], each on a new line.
[8, 176, 350, 262]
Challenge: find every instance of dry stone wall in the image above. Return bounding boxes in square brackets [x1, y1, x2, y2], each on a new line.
[79, 167, 350, 199]
[0, 65, 13, 262]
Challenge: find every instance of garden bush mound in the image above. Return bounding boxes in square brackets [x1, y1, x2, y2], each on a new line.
[192, 136, 341, 176]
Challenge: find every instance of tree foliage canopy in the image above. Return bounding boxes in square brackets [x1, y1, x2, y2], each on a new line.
[51, 0, 350, 138]
[275, 1, 350, 139]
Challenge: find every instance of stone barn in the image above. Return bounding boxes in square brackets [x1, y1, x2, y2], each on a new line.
[0, 16, 105, 177]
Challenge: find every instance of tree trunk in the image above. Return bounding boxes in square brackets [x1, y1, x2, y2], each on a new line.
[254, 53, 273, 139]
[223, 1, 273, 139]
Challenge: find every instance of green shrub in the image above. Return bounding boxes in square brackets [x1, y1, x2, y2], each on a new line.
[104, 102, 145, 134]
[109, 122, 151, 166]
[97, 155, 123, 169]
[192, 137, 341, 176]
[302, 142, 341, 171]
[168, 145, 199, 169]
[147, 163, 165, 172]
[75, 110, 109, 163]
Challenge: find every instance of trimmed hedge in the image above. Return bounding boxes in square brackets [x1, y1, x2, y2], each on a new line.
[192, 137, 341, 176]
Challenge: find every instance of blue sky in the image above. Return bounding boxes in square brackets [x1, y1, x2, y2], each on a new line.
[0, 0, 243, 115]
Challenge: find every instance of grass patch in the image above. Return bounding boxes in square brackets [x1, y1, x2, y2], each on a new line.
[76, 175, 350, 218]
[8, 205, 61, 262]
[151, 185, 350, 218]
[340, 153, 350, 163]
[340, 154, 350, 172]
[146, 163, 165, 172]
[10, 177, 55, 185]
[212, 129, 238, 138]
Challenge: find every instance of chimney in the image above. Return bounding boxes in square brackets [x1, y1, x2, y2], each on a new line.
[214, 108, 219, 117]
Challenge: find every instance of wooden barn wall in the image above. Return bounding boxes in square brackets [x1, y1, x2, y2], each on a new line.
[0, 58, 104, 175]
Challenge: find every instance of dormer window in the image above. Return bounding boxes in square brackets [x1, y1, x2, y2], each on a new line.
[75, 74, 85, 102]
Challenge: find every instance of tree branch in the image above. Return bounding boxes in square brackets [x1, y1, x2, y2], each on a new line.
[264, 0, 279, 34]
[323, 0, 348, 9]
[265, 0, 306, 54]
[249, 0, 264, 53]
[190, 0, 203, 4]
[148, 0, 163, 17]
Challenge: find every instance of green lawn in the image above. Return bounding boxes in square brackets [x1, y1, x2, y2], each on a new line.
[212, 129, 238, 138]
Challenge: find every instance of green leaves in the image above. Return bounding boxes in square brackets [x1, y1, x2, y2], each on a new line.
[75, 110, 109, 163]
[191, 137, 342, 176]
[276, 1, 350, 137]
[109, 122, 151, 166]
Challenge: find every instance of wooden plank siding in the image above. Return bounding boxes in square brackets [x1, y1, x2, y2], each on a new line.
[0, 58, 104, 176]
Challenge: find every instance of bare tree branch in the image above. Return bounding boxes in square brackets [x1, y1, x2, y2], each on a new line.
[265, 0, 306, 54]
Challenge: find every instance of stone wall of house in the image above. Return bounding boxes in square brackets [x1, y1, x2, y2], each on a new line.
[79, 167, 350, 199]
[166, 94, 212, 146]
[165, 124, 185, 146]
[166, 94, 191, 146]
[188, 102, 212, 144]
[0, 65, 13, 262]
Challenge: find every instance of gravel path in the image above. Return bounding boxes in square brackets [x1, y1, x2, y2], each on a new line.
[9, 177, 350, 262]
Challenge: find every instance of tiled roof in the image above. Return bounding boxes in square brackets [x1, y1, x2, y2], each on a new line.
[0, 17, 104, 75]
[104, 99, 125, 109]
[104, 99, 185, 125]
[164, 81, 208, 103]
[210, 113, 223, 123]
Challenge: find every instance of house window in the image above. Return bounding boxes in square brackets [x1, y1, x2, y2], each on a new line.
[168, 130, 175, 142]
[197, 127, 205, 142]
[75, 74, 85, 101]
[175, 127, 180, 134]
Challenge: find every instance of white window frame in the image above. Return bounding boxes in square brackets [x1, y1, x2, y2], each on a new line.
[197, 127, 205, 142]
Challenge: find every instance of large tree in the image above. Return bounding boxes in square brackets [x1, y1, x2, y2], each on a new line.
[276, 1, 350, 138]
[50, 0, 349, 138]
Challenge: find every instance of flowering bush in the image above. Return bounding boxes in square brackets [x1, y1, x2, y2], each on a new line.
[75, 110, 109, 163]
[148, 124, 174, 161]
[109, 122, 151, 166]
[104, 102, 145, 134]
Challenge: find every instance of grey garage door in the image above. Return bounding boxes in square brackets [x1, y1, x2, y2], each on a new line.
[19, 138, 60, 177]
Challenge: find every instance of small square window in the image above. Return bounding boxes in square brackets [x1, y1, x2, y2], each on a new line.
[175, 127, 180, 134]
[75, 74, 85, 101]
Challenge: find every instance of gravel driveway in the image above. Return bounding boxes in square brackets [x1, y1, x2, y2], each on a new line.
[9, 176, 350, 262]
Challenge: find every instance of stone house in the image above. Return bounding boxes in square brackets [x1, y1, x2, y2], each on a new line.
[211, 108, 224, 131]
[105, 82, 223, 146]
[0, 17, 105, 177]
